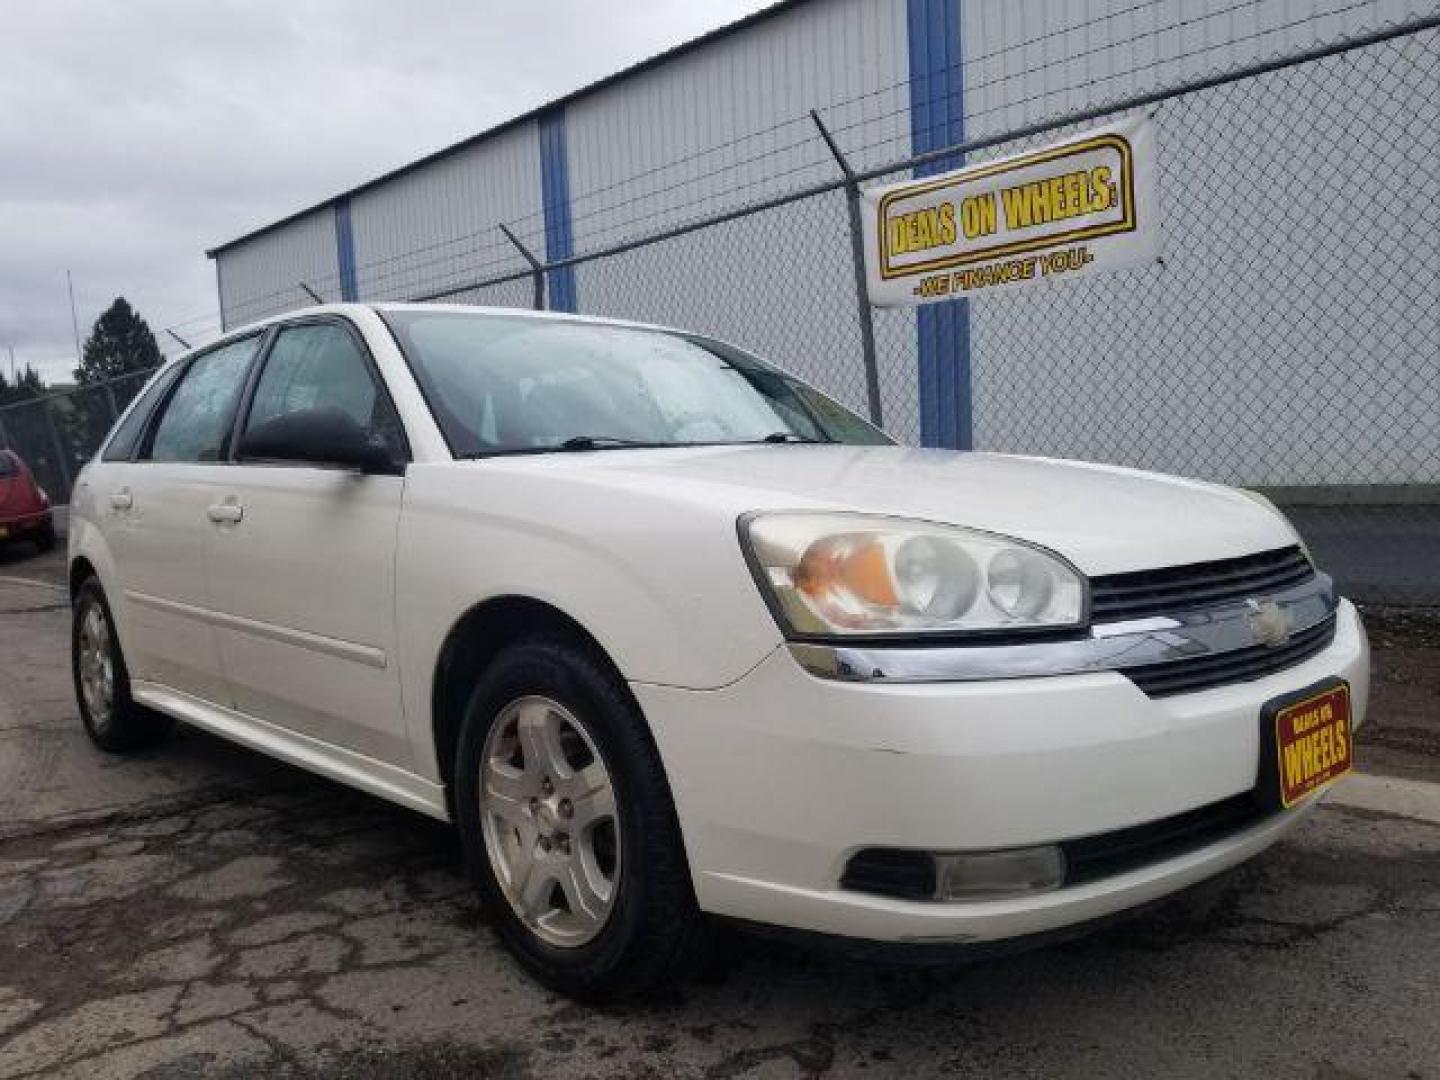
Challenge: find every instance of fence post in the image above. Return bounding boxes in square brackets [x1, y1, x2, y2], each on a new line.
[810, 109, 884, 428]
[103, 382, 120, 425]
[499, 224, 547, 310]
[44, 402, 73, 503]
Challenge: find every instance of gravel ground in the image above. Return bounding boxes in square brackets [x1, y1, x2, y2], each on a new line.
[1, 543, 1437, 1079]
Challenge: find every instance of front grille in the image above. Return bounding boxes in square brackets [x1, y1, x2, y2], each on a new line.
[1090, 545, 1314, 623]
[1121, 613, 1337, 697]
[1061, 792, 1272, 885]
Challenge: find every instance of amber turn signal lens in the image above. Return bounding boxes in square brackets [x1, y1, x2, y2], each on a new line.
[795, 536, 898, 607]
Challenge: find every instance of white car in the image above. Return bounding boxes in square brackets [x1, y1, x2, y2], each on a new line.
[68, 304, 1368, 998]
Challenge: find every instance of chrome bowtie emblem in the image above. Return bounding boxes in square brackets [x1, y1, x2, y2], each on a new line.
[1246, 598, 1294, 647]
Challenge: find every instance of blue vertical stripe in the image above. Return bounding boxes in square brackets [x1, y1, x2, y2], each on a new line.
[907, 0, 971, 450]
[539, 109, 577, 313]
[215, 258, 228, 330]
[334, 197, 358, 302]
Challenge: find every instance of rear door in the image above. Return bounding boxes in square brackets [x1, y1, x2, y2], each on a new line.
[204, 318, 411, 765]
[99, 335, 263, 703]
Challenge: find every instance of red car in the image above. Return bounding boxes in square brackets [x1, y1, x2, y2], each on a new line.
[0, 450, 55, 552]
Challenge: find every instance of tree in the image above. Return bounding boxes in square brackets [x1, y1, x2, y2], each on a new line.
[0, 364, 45, 406]
[75, 297, 162, 385]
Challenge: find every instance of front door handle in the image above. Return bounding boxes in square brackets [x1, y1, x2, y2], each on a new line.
[110, 490, 133, 511]
[206, 503, 244, 524]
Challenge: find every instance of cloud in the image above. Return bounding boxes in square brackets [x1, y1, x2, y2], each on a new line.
[0, 0, 771, 383]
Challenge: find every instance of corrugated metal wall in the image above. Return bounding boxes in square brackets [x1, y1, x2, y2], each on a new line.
[963, 0, 1424, 139]
[564, 0, 917, 430]
[349, 122, 544, 305]
[565, 0, 912, 232]
[217, 207, 337, 329]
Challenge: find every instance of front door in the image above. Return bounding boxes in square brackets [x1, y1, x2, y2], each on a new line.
[204, 319, 411, 766]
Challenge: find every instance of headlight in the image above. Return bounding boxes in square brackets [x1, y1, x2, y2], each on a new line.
[740, 512, 1086, 637]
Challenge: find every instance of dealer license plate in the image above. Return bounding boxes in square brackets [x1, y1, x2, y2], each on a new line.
[1271, 682, 1353, 809]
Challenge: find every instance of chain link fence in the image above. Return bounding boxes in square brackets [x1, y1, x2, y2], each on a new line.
[0, 369, 156, 508]
[2, 14, 1434, 603]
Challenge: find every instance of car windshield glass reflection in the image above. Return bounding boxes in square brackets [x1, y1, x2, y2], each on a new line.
[382, 311, 891, 457]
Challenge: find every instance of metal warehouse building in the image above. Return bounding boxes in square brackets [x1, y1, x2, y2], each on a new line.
[206, 0, 1437, 492]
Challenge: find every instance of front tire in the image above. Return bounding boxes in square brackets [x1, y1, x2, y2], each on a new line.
[454, 635, 705, 1000]
[71, 577, 173, 752]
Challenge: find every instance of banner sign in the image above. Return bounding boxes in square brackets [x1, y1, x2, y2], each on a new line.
[861, 117, 1158, 306]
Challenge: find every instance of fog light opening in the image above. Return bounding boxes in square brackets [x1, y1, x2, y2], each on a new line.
[934, 845, 1066, 900]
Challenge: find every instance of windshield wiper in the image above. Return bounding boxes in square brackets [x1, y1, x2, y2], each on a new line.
[463, 437, 686, 459]
[758, 432, 827, 444]
[464, 433, 823, 459]
[556, 436, 666, 451]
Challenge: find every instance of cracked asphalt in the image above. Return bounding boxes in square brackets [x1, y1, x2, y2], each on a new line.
[2, 545, 1438, 1078]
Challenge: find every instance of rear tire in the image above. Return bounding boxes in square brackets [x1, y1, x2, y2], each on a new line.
[71, 576, 173, 753]
[34, 521, 56, 554]
[454, 635, 706, 1001]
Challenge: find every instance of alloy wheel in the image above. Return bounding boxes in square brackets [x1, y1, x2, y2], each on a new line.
[77, 601, 115, 731]
[479, 695, 621, 948]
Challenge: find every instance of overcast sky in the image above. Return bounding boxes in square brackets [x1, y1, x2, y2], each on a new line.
[0, 0, 771, 384]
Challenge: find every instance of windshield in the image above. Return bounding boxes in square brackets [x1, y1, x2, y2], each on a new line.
[381, 310, 891, 457]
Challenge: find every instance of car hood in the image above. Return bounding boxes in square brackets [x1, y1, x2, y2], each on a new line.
[501, 444, 1299, 576]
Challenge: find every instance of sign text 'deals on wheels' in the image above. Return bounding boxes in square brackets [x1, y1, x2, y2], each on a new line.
[862, 117, 1159, 306]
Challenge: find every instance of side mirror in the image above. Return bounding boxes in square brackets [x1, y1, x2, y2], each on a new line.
[237, 407, 394, 474]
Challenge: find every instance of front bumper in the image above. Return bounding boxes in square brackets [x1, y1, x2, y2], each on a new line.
[632, 599, 1369, 943]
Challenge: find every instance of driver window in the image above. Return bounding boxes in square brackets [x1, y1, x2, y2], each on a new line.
[245, 323, 405, 462]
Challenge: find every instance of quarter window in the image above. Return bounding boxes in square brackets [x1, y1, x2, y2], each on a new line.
[146, 337, 258, 463]
[243, 323, 405, 462]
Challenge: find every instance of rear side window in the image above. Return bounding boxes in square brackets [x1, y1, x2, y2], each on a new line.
[244, 323, 406, 463]
[146, 337, 258, 463]
[102, 365, 183, 462]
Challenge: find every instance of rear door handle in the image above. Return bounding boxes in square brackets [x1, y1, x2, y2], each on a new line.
[206, 503, 244, 524]
[110, 490, 133, 511]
